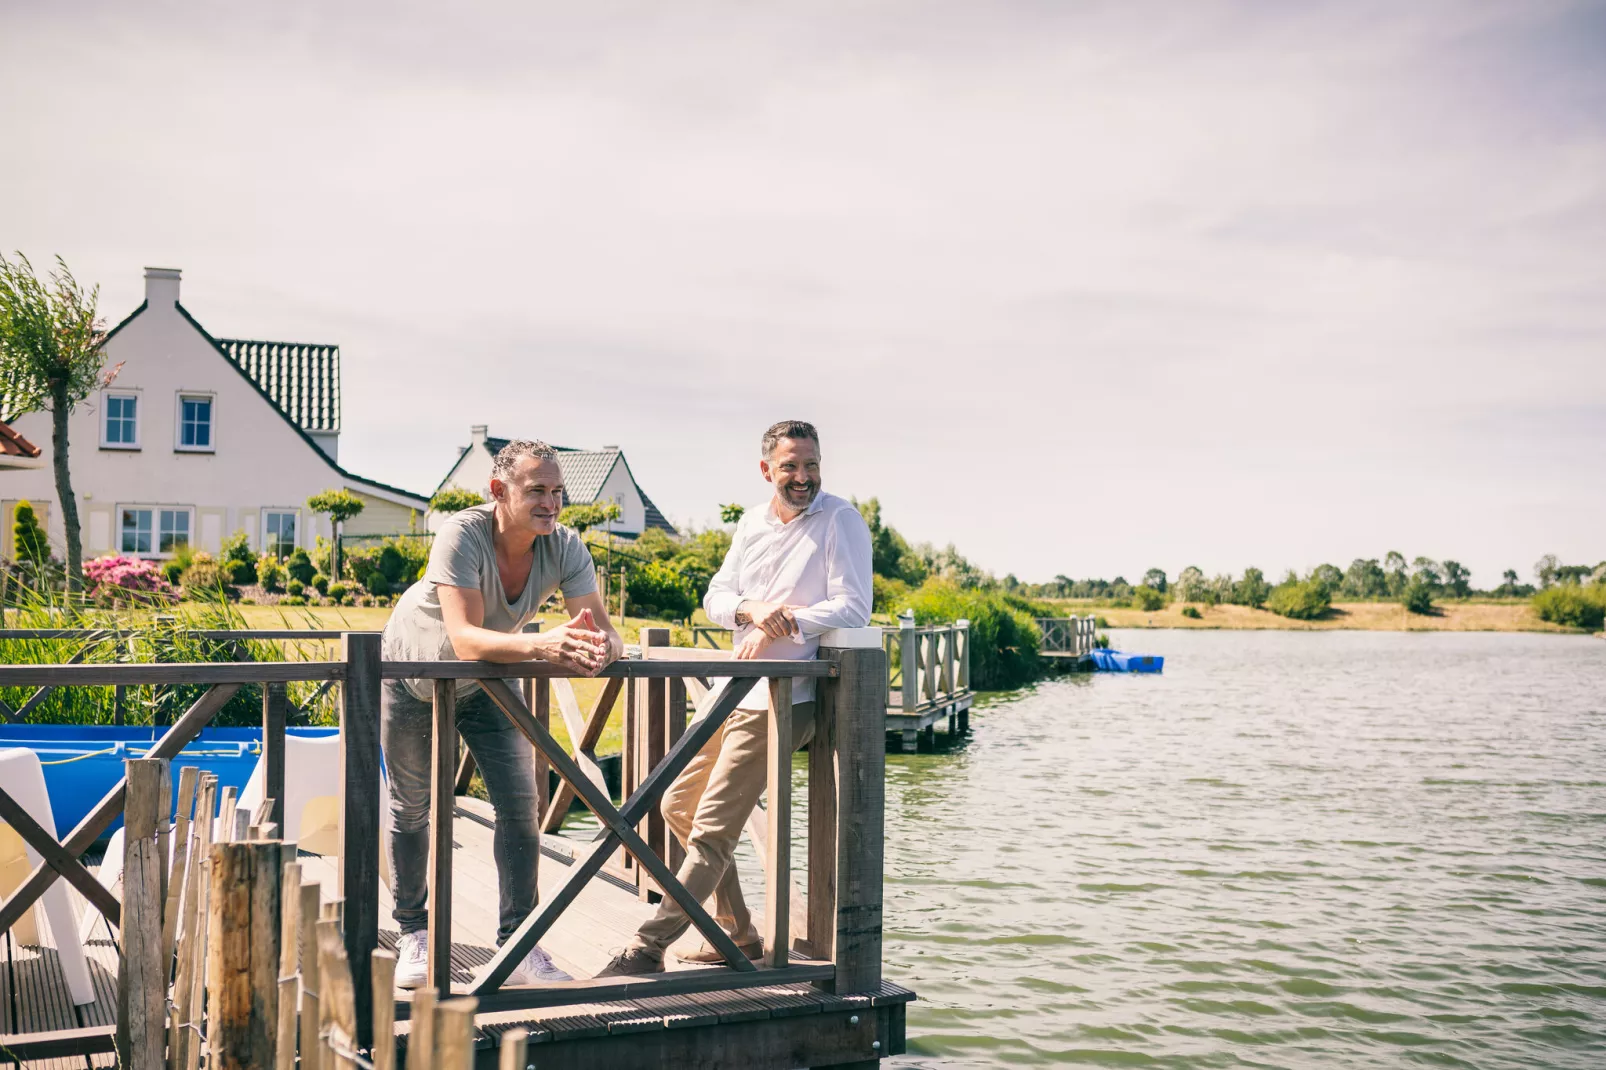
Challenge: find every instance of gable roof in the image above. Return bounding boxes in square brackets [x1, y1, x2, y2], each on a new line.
[0, 420, 41, 458]
[217, 338, 341, 433]
[476, 436, 677, 534]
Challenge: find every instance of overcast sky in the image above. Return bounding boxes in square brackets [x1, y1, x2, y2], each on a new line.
[3, 0, 1602, 585]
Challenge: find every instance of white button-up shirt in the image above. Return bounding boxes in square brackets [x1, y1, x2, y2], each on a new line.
[704, 490, 874, 707]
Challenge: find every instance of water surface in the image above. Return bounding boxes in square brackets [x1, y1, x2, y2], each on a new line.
[881, 630, 1605, 1068]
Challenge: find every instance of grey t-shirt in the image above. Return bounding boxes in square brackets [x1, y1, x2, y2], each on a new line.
[383, 504, 598, 699]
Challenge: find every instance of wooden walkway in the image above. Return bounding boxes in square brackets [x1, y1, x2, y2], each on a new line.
[0, 797, 912, 1067]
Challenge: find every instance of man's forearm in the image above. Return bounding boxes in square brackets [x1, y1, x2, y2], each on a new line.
[447, 624, 534, 663]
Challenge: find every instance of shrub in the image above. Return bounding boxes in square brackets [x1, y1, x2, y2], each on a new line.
[285, 578, 306, 598]
[280, 595, 308, 606]
[162, 559, 185, 585]
[257, 553, 284, 592]
[179, 553, 229, 600]
[220, 529, 257, 585]
[626, 561, 698, 621]
[377, 544, 407, 583]
[905, 581, 1040, 691]
[1094, 616, 1111, 628]
[1133, 585, 1165, 612]
[1267, 579, 1331, 620]
[429, 486, 485, 514]
[84, 556, 177, 606]
[364, 570, 391, 596]
[1532, 584, 1606, 630]
[12, 501, 49, 565]
[285, 548, 315, 584]
[1181, 605, 1203, 620]
[326, 581, 350, 604]
[1401, 576, 1436, 615]
[311, 572, 330, 595]
[871, 574, 911, 615]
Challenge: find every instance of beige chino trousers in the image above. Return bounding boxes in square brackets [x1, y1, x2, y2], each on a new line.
[630, 693, 815, 955]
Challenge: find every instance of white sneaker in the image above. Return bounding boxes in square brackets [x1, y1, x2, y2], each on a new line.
[395, 931, 429, 990]
[505, 943, 572, 985]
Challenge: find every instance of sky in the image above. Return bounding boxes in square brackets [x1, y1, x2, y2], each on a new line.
[2, 0, 1603, 587]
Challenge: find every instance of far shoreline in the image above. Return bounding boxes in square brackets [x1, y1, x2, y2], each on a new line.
[1056, 600, 1591, 634]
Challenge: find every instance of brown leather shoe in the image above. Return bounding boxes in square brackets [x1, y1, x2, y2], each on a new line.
[674, 937, 764, 965]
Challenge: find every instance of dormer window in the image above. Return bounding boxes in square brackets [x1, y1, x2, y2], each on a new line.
[102, 392, 140, 449]
[177, 394, 214, 451]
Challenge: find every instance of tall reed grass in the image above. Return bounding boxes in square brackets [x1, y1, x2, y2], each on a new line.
[1, 584, 340, 727]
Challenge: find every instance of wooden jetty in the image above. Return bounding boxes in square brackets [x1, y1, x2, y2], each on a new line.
[693, 617, 974, 753]
[0, 629, 909, 1068]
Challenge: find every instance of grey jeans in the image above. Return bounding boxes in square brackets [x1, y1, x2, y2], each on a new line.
[381, 679, 541, 944]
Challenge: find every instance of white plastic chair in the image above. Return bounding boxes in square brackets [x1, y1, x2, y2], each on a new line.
[0, 748, 98, 1005]
[238, 733, 392, 883]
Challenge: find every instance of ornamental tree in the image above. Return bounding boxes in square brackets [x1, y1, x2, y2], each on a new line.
[0, 254, 113, 592]
[307, 488, 366, 579]
[429, 486, 486, 514]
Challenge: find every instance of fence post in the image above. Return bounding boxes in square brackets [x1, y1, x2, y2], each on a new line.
[207, 839, 283, 1068]
[339, 631, 382, 1050]
[957, 619, 971, 690]
[428, 679, 456, 993]
[898, 612, 917, 713]
[639, 626, 670, 901]
[116, 757, 168, 1069]
[819, 630, 886, 993]
[263, 681, 288, 835]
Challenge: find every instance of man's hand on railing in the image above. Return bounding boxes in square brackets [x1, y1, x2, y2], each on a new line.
[526, 608, 610, 676]
[734, 629, 771, 660]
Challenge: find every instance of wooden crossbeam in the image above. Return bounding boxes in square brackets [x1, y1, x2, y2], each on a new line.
[474, 675, 761, 993]
[0, 638, 102, 723]
[539, 676, 623, 831]
[0, 784, 122, 924]
[0, 683, 240, 933]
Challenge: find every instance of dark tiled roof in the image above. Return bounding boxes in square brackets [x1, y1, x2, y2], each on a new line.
[0, 420, 41, 458]
[479, 437, 676, 534]
[217, 338, 341, 433]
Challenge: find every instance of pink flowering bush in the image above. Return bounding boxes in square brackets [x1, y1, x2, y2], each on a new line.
[84, 555, 178, 605]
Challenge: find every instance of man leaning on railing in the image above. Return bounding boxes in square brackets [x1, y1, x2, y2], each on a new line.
[381, 438, 623, 989]
[598, 419, 872, 977]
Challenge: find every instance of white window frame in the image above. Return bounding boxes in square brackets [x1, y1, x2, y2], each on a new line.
[119, 504, 195, 558]
[175, 392, 216, 453]
[261, 509, 300, 559]
[158, 507, 194, 555]
[101, 391, 141, 450]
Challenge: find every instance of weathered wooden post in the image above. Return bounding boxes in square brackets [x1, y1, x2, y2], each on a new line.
[764, 677, 793, 968]
[435, 997, 479, 1070]
[429, 678, 456, 993]
[371, 948, 398, 1070]
[207, 838, 283, 1068]
[340, 631, 383, 1049]
[956, 619, 971, 733]
[638, 626, 670, 901]
[404, 988, 437, 1070]
[116, 757, 168, 1069]
[817, 630, 886, 994]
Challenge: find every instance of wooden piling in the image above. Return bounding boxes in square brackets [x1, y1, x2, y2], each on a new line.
[116, 757, 168, 1070]
[404, 988, 437, 1070]
[161, 765, 201, 963]
[371, 949, 398, 1070]
[434, 997, 479, 1070]
[206, 839, 283, 1068]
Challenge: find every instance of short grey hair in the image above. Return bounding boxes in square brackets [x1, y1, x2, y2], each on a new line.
[491, 439, 559, 483]
[761, 420, 819, 458]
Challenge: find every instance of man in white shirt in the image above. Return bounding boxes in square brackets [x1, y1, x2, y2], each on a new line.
[599, 420, 872, 976]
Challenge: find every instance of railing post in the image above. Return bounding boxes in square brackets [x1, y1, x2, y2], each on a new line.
[898, 612, 917, 714]
[956, 620, 970, 691]
[638, 626, 670, 901]
[819, 631, 886, 994]
[116, 757, 168, 1069]
[339, 631, 382, 1050]
[263, 682, 288, 835]
[764, 677, 793, 968]
[429, 679, 456, 994]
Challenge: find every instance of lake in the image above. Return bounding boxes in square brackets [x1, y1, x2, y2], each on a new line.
[880, 629, 1606, 1069]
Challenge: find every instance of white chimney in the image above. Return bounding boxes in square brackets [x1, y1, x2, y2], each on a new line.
[144, 267, 181, 307]
[470, 424, 488, 446]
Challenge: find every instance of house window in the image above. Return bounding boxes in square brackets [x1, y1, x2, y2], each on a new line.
[264, 511, 297, 558]
[103, 394, 139, 448]
[159, 509, 191, 553]
[120, 508, 153, 554]
[178, 395, 214, 450]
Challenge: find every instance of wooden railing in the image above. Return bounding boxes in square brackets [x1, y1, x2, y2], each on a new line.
[0, 630, 888, 1061]
[884, 615, 970, 713]
[1036, 616, 1099, 658]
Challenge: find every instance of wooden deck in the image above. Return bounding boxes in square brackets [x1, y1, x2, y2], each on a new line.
[2, 795, 912, 1067]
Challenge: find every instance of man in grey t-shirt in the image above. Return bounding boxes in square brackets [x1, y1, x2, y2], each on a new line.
[381, 439, 622, 988]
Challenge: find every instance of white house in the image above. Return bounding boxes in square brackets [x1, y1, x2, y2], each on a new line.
[432, 426, 677, 538]
[0, 267, 428, 563]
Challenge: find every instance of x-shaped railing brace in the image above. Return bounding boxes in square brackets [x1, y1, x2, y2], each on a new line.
[473, 674, 762, 993]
